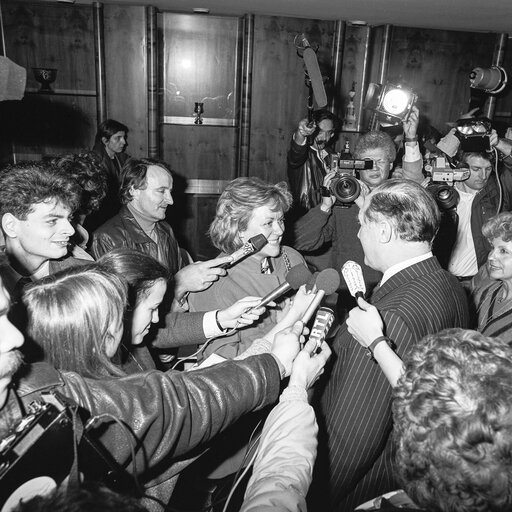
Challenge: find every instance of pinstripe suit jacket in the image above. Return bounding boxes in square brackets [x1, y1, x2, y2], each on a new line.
[315, 256, 469, 511]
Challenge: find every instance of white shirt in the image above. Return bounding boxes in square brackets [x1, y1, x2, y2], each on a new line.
[381, 252, 433, 286]
[448, 189, 478, 277]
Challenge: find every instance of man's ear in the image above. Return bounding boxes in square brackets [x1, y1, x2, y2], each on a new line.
[129, 185, 140, 201]
[2, 213, 19, 238]
[379, 219, 393, 244]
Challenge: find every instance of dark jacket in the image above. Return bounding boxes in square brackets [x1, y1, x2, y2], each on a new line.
[88, 142, 130, 231]
[91, 206, 183, 276]
[12, 356, 281, 509]
[315, 257, 469, 511]
[287, 138, 334, 214]
[470, 172, 512, 268]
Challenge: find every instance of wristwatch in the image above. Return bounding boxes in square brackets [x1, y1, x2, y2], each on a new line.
[366, 335, 396, 362]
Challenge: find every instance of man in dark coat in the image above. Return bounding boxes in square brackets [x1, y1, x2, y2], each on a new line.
[311, 179, 470, 511]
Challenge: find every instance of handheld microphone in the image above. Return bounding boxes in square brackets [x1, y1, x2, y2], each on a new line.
[302, 268, 340, 324]
[219, 234, 268, 269]
[301, 36, 327, 108]
[341, 261, 366, 300]
[254, 264, 312, 309]
[307, 306, 334, 354]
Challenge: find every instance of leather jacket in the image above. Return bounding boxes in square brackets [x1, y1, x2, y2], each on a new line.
[14, 357, 280, 484]
[91, 206, 183, 276]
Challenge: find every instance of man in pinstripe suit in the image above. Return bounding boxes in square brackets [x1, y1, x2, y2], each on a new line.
[311, 179, 470, 511]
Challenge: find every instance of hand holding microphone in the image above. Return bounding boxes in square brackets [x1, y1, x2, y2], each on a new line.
[346, 297, 385, 349]
[253, 264, 313, 310]
[341, 260, 366, 302]
[218, 233, 268, 269]
[302, 268, 340, 324]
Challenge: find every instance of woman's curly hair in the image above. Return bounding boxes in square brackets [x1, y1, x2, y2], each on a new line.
[393, 328, 512, 512]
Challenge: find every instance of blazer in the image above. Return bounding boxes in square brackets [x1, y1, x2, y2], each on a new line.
[313, 256, 469, 511]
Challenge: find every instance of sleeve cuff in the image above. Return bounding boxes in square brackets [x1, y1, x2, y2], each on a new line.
[270, 354, 287, 379]
[203, 310, 225, 338]
[280, 385, 308, 402]
[403, 142, 421, 162]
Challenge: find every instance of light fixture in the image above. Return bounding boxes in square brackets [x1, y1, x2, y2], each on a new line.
[364, 82, 417, 125]
[455, 117, 492, 151]
[469, 65, 508, 94]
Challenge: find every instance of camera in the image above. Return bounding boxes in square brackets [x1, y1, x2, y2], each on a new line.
[327, 154, 372, 204]
[425, 156, 469, 210]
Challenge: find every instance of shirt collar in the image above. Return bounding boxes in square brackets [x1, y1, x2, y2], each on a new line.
[381, 251, 433, 286]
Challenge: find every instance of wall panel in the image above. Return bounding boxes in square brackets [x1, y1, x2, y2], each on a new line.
[386, 27, 496, 132]
[103, 4, 147, 157]
[249, 16, 337, 183]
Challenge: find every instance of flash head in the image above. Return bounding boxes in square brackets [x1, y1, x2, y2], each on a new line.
[364, 82, 417, 125]
[470, 66, 508, 94]
[455, 117, 492, 152]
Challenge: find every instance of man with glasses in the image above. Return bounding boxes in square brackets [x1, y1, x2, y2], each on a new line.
[292, 107, 422, 316]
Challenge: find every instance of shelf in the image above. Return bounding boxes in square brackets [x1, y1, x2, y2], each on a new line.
[162, 115, 237, 127]
[24, 88, 97, 97]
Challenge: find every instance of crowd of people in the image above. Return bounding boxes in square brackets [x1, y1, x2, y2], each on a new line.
[1, 107, 512, 512]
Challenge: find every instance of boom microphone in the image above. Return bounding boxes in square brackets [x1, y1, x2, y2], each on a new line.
[302, 268, 340, 324]
[219, 234, 268, 269]
[301, 35, 327, 108]
[308, 306, 335, 354]
[254, 264, 312, 309]
[341, 261, 366, 300]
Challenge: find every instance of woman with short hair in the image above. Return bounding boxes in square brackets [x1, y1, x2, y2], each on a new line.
[189, 177, 308, 361]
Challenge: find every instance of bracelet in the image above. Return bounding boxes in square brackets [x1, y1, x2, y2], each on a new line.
[366, 336, 396, 362]
[404, 136, 418, 143]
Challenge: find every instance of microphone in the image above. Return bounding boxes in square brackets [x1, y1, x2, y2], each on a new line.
[307, 306, 335, 355]
[301, 36, 327, 108]
[218, 234, 268, 269]
[254, 264, 312, 309]
[341, 261, 366, 300]
[302, 268, 340, 324]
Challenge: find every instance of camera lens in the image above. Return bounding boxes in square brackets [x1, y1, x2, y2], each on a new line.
[331, 175, 361, 203]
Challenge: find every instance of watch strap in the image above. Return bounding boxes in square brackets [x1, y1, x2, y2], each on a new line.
[366, 335, 395, 361]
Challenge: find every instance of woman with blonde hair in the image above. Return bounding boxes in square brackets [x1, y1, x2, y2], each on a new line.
[189, 177, 308, 360]
[24, 264, 127, 379]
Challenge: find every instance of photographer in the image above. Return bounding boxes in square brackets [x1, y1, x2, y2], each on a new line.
[433, 125, 512, 284]
[287, 109, 342, 215]
[291, 107, 423, 317]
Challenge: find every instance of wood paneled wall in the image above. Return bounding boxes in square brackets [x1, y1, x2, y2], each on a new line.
[103, 4, 147, 157]
[0, 2, 510, 259]
[249, 16, 337, 183]
[385, 28, 497, 133]
[0, 1, 96, 160]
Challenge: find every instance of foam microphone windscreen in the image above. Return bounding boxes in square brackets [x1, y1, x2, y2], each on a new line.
[255, 264, 312, 309]
[303, 47, 327, 108]
[315, 267, 340, 295]
[286, 264, 313, 290]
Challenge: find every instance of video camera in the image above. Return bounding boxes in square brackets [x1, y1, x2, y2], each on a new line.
[425, 156, 470, 210]
[326, 154, 372, 204]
